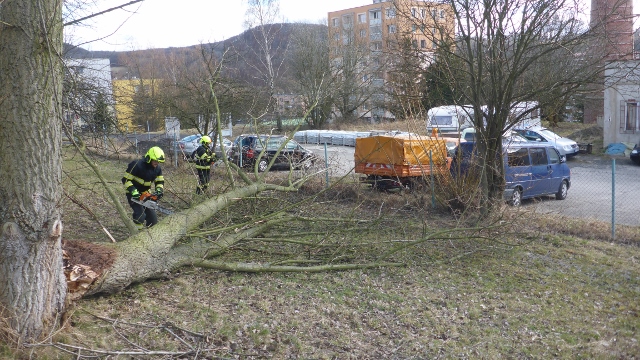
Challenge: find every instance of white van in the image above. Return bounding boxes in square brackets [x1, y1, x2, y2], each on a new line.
[509, 101, 542, 130]
[426, 105, 473, 135]
[427, 102, 541, 137]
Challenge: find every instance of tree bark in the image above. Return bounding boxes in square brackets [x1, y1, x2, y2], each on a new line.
[0, 0, 66, 342]
[82, 182, 296, 296]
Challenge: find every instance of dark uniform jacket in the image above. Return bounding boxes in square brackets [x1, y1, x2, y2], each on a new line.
[194, 144, 215, 170]
[122, 159, 165, 195]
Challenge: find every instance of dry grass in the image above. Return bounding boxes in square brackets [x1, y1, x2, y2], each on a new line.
[4, 122, 638, 359]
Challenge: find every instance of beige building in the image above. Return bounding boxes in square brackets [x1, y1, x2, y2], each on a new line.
[328, 0, 454, 121]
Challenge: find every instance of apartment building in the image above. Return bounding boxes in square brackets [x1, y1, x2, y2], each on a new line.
[328, 0, 454, 121]
[64, 58, 114, 131]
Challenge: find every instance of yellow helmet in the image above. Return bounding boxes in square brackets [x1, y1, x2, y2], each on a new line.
[145, 146, 165, 163]
[200, 135, 212, 145]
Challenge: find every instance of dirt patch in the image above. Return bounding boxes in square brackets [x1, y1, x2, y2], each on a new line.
[567, 124, 603, 142]
[62, 239, 117, 276]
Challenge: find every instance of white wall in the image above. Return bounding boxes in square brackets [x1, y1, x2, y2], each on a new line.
[603, 60, 640, 146]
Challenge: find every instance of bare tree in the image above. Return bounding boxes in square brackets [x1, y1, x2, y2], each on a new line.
[156, 45, 258, 141]
[328, 17, 377, 123]
[289, 23, 333, 129]
[0, 0, 66, 343]
[241, 0, 288, 127]
[394, 0, 609, 213]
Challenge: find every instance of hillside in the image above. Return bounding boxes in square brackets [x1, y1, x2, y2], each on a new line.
[63, 23, 326, 91]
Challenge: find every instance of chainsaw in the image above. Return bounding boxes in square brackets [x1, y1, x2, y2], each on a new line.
[131, 191, 173, 215]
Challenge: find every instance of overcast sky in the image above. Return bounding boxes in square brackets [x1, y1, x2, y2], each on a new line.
[64, 0, 640, 52]
[64, 0, 366, 51]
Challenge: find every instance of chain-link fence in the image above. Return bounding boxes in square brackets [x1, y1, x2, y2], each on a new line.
[77, 131, 638, 240]
[531, 157, 637, 238]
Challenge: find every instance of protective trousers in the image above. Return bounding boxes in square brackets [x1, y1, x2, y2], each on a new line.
[127, 194, 158, 228]
[196, 168, 210, 194]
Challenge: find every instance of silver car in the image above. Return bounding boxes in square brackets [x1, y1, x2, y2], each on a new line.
[513, 126, 579, 157]
[177, 134, 232, 160]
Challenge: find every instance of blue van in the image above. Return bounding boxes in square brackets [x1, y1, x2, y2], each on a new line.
[451, 141, 571, 206]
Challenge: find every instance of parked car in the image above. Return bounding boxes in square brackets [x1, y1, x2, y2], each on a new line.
[177, 134, 231, 161]
[230, 134, 316, 172]
[451, 141, 571, 206]
[512, 126, 579, 157]
[631, 143, 640, 165]
[459, 128, 530, 144]
[214, 137, 233, 160]
[177, 134, 201, 159]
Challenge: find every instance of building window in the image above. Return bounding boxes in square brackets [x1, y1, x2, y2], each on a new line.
[411, 8, 417, 17]
[412, 39, 418, 48]
[360, 29, 367, 37]
[387, 24, 396, 33]
[386, 7, 396, 18]
[431, 9, 436, 18]
[412, 24, 417, 32]
[358, 13, 366, 23]
[332, 18, 339, 27]
[432, 40, 437, 49]
[370, 26, 382, 40]
[343, 32, 353, 45]
[421, 8, 427, 18]
[621, 100, 638, 132]
[370, 10, 381, 19]
[440, 10, 445, 19]
[420, 39, 426, 48]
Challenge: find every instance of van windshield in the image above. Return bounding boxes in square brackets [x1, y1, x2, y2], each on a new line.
[431, 116, 453, 125]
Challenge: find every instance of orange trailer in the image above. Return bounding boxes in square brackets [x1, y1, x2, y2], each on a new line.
[354, 135, 452, 190]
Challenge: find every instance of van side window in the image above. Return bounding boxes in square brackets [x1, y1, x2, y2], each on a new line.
[507, 148, 531, 167]
[431, 116, 453, 125]
[548, 148, 560, 164]
[529, 148, 547, 166]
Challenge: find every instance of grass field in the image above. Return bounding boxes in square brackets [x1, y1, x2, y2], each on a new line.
[4, 120, 638, 359]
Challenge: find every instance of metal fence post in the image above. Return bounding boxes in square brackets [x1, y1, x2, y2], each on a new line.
[612, 158, 616, 241]
[430, 150, 435, 208]
[174, 133, 178, 167]
[324, 142, 329, 189]
[103, 125, 107, 156]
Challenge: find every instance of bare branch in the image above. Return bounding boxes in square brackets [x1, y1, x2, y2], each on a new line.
[63, 0, 144, 27]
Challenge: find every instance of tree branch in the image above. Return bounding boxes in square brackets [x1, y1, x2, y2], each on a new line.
[193, 261, 405, 272]
[63, 0, 144, 27]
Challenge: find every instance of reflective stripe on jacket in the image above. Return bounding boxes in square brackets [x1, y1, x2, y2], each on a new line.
[122, 158, 164, 194]
[194, 145, 214, 170]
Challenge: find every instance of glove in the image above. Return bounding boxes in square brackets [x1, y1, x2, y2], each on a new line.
[154, 188, 163, 200]
[130, 189, 140, 199]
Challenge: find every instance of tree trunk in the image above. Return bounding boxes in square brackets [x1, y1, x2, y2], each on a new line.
[81, 182, 292, 296]
[0, 0, 66, 342]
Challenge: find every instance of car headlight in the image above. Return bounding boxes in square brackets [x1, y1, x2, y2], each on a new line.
[563, 145, 573, 151]
[632, 149, 638, 154]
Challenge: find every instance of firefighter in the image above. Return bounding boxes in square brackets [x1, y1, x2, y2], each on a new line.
[122, 146, 165, 229]
[194, 135, 216, 194]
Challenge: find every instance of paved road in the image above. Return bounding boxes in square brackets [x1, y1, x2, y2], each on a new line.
[305, 144, 639, 227]
[533, 156, 638, 226]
